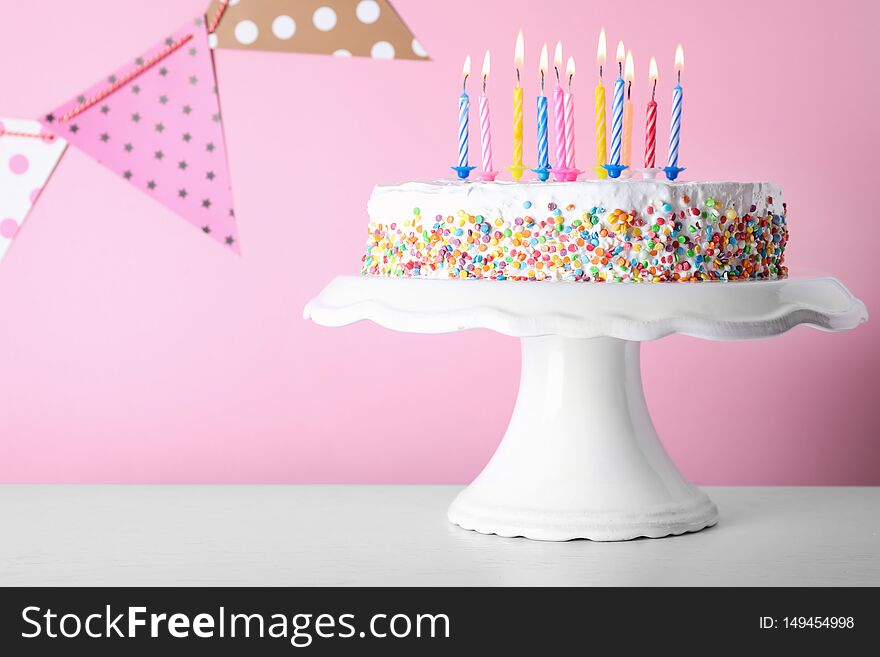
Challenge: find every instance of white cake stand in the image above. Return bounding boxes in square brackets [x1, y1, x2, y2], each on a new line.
[304, 276, 867, 541]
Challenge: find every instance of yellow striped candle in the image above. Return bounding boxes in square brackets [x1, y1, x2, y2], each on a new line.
[513, 87, 523, 175]
[595, 28, 607, 178]
[508, 30, 526, 181]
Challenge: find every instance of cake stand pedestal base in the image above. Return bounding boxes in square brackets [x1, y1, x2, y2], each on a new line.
[448, 336, 717, 541]
[304, 275, 867, 542]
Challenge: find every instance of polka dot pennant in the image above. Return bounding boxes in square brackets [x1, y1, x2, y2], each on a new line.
[40, 17, 240, 253]
[0, 118, 67, 264]
[207, 0, 429, 60]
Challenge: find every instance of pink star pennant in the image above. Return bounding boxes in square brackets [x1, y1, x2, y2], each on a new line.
[41, 16, 239, 252]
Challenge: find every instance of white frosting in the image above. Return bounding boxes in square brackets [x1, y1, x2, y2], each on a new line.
[368, 179, 783, 223]
[363, 179, 787, 282]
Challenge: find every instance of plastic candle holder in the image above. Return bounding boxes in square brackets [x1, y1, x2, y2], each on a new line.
[451, 165, 477, 180]
[602, 163, 629, 179]
[662, 165, 685, 181]
[532, 165, 551, 181]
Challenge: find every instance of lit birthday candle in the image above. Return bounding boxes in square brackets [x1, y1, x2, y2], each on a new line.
[622, 49, 634, 167]
[478, 50, 498, 181]
[451, 55, 475, 179]
[507, 30, 526, 181]
[664, 44, 685, 180]
[604, 40, 628, 178]
[644, 56, 658, 168]
[595, 28, 607, 178]
[610, 42, 625, 167]
[563, 56, 578, 180]
[553, 41, 567, 180]
[533, 43, 551, 181]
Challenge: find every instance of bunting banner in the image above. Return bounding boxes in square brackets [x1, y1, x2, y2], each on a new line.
[206, 0, 429, 60]
[2, 2, 426, 260]
[0, 119, 67, 264]
[40, 16, 239, 252]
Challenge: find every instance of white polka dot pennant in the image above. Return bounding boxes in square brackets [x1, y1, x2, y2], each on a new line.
[0, 118, 67, 263]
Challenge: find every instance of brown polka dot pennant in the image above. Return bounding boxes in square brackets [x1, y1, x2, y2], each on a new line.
[206, 0, 429, 60]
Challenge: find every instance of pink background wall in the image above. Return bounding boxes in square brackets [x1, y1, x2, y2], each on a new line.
[0, 0, 876, 484]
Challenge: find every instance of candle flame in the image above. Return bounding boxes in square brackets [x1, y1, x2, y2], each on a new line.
[462, 55, 471, 78]
[649, 56, 658, 82]
[566, 56, 575, 78]
[540, 43, 548, 75]
[624, 50, 634, 82]
[675, 44, 684, 71]
[597, 28, 606, 67]
[616, 40, 625, 63]
[482, 50, 491, 78]
[554, 41, 563, 70]
[514, 30, 524, 71]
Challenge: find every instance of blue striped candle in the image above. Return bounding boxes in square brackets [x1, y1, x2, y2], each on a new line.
[667, 45, 685, 172]
[609, 57, 626, 166]
[458, 91, 470, 168]
[536, 95, 549, 170]
[610, 71, 625, 166]
[667, 82, 682, 169]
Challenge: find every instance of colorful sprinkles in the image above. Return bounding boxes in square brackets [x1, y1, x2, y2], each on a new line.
[362, 186, 788, 282]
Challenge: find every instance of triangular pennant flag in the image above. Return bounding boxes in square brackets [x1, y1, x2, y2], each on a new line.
[207, 0, 429, 60]
[41, 16, 239, 252]
[0, 118, 67, 264]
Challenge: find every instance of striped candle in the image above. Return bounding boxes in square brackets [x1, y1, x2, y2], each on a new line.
[610, 75, 624, 166]
[537, 95, 549, 171]
[563, 56, 576, 172]
[595, 82, 607, 177]
[512, 86, 524, 176]
[563, 89, 575, 170]
[553, 85, 566, 169]
[668, 83, 682, 168]
[610, 41, 626, 166]
[667, 45, 684, 170]
[595, 28, 607, 178]
[478, 50, 493, 175]
[609, 41, 625, 168]
[645, 56, 658, 168]
[552, 42, 566, 171]
[458, 90, 470, 169]
[621, 50, 634, 166]
[479, 94, 493, 173]
[645, 98, 657, 168]
[509, 30, 525, 181]
[532, 43, 550, 180]
[456, 55, 471, 172]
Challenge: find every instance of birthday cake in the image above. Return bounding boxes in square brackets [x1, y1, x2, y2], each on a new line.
[361, 179, 787, 282]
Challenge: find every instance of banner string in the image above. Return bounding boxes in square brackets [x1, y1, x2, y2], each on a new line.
[59, 33, 194, 123]
[0, 128, 57, 141]
[6, 6, 227, 142]
[207, 1, 230, 34]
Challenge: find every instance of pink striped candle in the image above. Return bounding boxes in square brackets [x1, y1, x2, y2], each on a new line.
[479, 94, 493, 174]
[478, 50, 497, 181]
[563, 57, 577, 179]
[564, 90, 575, 170]
[644, 57, 658, 168]
[552, 42, 566, 178]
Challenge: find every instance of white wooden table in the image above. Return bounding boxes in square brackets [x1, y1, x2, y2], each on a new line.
[1, 486, 877, 586]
